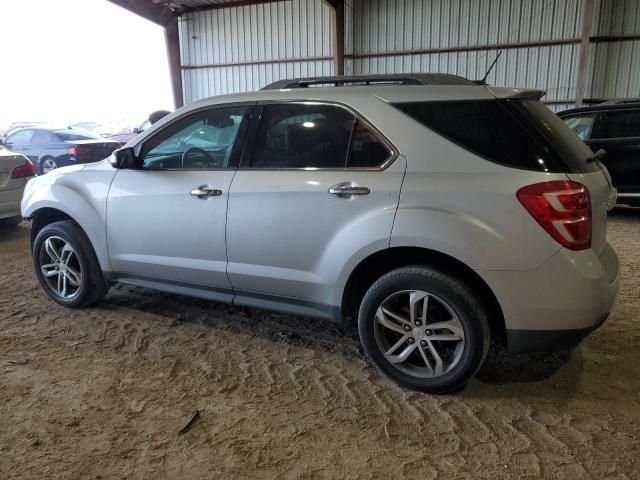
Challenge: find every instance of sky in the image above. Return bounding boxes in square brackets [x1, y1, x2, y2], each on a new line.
[0, 0, 173, 131]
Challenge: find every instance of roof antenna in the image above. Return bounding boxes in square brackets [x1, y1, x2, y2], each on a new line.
[477, 50, 502, 85]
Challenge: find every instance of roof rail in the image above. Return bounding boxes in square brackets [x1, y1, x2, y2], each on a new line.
[261, 73, 475, 90]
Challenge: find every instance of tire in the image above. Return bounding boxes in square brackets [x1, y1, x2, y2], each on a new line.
[0, 215, 22, 228]
[32, 220, 108, 307]
[358, 266, 490, 394]
[38, 157, 57, 175]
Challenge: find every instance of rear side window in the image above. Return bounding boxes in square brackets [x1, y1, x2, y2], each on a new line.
[250, 104, 354, 168]
[55, 130, 98, 141]
[249, 103, 391, 169]
[31, 130, 56, 144]
[394, 100, 597, 173]
[601, 110, 640, 138]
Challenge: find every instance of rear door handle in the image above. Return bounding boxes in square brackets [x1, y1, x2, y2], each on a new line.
[190, 185, 222, 199]
[329, 182, 370, 196]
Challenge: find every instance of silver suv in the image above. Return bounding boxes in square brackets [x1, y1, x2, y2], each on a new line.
[21, 74, 620, 393]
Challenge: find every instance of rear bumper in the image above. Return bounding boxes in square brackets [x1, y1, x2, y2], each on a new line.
[478, 242, 620, 353]
[0, 190, 22, 219]
[505, 312, 609, 354]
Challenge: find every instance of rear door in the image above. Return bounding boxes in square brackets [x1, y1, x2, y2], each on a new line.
[30, 130, 59, 165]
[106, 104, 252, 299]
[226, 101, 405, 309]
[587, 109, 640, 195]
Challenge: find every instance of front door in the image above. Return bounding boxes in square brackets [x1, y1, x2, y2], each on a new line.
[226, 102, 405, 312]
[106, 104, 252, 301]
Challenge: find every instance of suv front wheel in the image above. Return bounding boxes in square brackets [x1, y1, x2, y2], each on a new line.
[33, 220, 109, 308]
[358, 266, 490, 393]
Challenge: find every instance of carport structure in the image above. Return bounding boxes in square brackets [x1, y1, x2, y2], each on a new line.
[108, 0, 640, 111]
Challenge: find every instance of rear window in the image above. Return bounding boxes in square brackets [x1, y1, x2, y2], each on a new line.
[54, 130, 98, 141]
[393, 99, 599, 173]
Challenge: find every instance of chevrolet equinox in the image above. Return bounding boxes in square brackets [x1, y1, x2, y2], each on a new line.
[21, 74, 620, 393]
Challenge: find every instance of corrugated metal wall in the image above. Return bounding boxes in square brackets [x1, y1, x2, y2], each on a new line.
[589, 0, 640, 100]
[345, 0, 584, 111]
[179, 0, 333, 103]
[178, 0, 640, 109]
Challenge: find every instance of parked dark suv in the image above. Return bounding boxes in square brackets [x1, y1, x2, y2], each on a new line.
[558, 100, 640, 206]
[1, 127, 120, 175]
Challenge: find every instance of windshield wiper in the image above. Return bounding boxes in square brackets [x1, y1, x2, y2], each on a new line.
[586, 148, 607, 163]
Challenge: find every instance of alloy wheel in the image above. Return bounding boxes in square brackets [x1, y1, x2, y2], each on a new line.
[38, 236, 83, 299]
[42, 158, 57, 173]
[373, 290, 466, 378]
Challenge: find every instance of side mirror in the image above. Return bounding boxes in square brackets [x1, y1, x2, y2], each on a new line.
[133, 127, 142, 134]
[109, 147, 137, 169]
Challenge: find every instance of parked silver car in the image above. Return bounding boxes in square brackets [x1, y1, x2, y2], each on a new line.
[21, 74, 620, 393]
[1, 146, 34, 226]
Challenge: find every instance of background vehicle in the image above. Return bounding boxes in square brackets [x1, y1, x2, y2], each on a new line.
[0, 148, 34, 227]
[0, 122, 47, 144]
[558, 100, 640, 206]
[108, 111, 172, 147]
[21, 75, 619, 393]
[1, 127, 119, 175]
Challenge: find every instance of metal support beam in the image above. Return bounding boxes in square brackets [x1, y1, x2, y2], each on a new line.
[325, 0, 345, 76]
[575, 0, 595, 107]
[165, 18, 184, 108]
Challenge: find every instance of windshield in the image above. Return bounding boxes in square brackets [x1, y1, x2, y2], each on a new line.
[562, 115, 596, 140]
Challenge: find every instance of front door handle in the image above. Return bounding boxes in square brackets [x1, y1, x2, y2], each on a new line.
[190, 185, 222, 199]
[328, 182, 370, 196]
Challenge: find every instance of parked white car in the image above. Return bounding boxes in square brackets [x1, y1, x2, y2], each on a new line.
[0, 146, 34, 226]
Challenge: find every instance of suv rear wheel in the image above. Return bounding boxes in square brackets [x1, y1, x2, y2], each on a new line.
[33, 220, 108, 307]
[358, 266, 490, 393]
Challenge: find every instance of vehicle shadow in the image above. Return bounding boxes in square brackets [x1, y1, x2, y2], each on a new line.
[610, 205, 640, 219]
[103, 284, 574, 391]
[0, 222, 27, 243]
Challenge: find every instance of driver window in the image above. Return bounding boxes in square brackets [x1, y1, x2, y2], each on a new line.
[141, 106, 248, 169]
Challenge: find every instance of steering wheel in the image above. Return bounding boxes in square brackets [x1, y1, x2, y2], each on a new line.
[181, 147, 216, 168]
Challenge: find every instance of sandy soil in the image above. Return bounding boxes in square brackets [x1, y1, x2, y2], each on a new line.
[0, 211, 639, 479]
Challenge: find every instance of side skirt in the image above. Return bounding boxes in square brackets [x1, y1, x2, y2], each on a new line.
[107, 272, 342, 322]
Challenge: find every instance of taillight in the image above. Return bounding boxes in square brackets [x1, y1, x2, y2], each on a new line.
[517, 181, 592, 251]
[11, 160, 36, 179]
[68, 145, 91, 156]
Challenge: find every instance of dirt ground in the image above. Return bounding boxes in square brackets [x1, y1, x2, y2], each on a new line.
[0, 211, 639, 480]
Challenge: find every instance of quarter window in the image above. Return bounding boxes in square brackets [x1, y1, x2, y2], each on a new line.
[349, 120, 391, 167]
[393, 100, 585, 172]
[141, 106, 248, 169]
[601, 110, 640, 139]
[249, 103, 391, 169]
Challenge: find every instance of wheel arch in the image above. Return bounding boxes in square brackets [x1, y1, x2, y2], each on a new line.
[30, 207, 75, 245]
[340, 246, 506, 343]
[28, 205, 111, 274]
